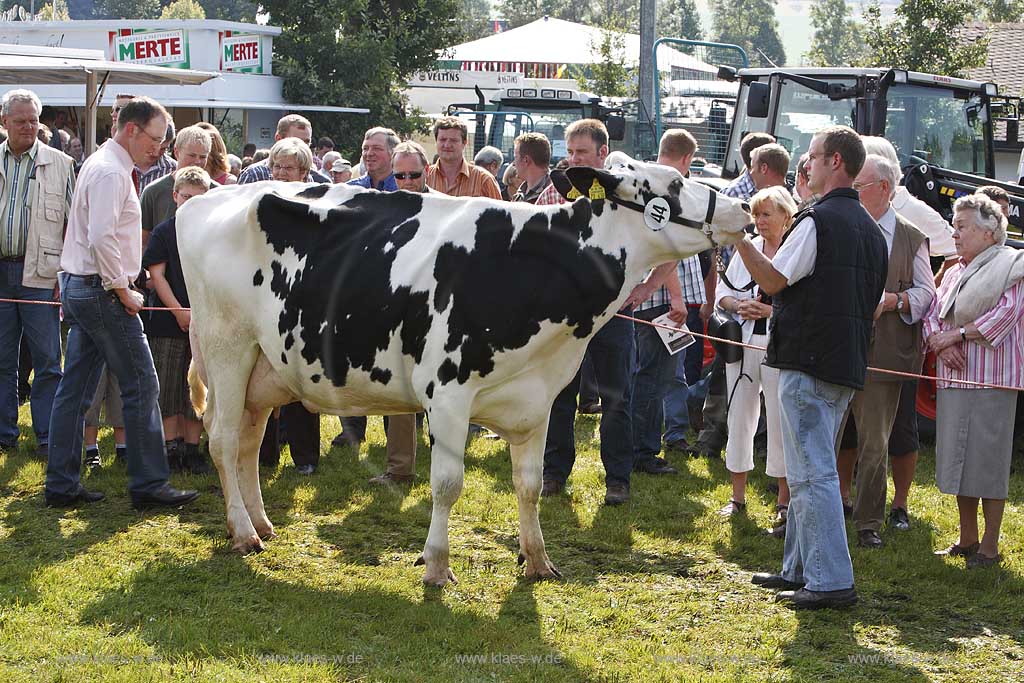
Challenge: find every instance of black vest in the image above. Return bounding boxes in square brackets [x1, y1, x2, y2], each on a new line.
[766, 187, 887, 390]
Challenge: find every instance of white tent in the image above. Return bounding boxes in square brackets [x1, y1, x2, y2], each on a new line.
[446, 17, 716, 75]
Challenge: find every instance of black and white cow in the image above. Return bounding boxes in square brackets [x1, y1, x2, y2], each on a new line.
[179, 152, 751, 586]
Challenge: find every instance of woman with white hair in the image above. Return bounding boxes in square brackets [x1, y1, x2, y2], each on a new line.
[860, 136, 957, 267]
[715, 186, 796, 532]
[924, 194, 1024, 568]
[269, 136, 314, 183]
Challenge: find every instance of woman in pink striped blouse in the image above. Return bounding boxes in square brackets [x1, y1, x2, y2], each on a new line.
[923, 194, 1024, 569]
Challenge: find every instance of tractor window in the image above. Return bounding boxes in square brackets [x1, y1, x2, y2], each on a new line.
[773, 78, 857, 171]
[885, 84, 986, 174]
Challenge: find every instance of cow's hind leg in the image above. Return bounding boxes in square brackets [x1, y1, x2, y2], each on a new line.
[511, 426, 561, 580]
[237, 407, 275, 540]
[205, 344, 264, 554]
[416, 405, 469, 587]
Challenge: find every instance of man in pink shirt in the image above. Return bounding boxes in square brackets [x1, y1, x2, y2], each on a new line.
[45, 97, 200, 510]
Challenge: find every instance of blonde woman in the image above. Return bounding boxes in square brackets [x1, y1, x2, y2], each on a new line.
[196, 122, 237, 185]
[716, 186, 797, 536]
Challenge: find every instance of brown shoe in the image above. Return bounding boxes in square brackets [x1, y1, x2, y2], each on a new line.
[966, 552, 1002, 569]
[541, 478, 565, 497]
[935, 541, 980, 558]
[604, 484, 630, 506]
[368, 472, 414, 485]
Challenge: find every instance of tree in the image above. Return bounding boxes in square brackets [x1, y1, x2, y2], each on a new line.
[196, 0, 256, 21]
[458, 0, 494, 42]
[862, 0, 988, 76]
[658, 0, 703, 41]
[160, 0, 204, 19]
[90, 0, 161, 18]
[977, 0, 1024, 22]
[710, 0, 786, 67]
[262, 0, 463, 157]
[579, 18, 635, 97]
[806, 0, 864, 67]
[36, 0, 71, 19]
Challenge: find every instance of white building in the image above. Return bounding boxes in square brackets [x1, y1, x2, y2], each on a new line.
[0, 19, 365, 150]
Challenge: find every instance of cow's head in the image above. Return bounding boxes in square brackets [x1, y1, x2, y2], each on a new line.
[551, 152, 752, 264]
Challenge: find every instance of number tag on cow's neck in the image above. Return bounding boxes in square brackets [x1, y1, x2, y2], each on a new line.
[644, 197, 671, 231]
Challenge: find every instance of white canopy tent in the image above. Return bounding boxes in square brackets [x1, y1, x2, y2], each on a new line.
[445, 17, 716, 76]
[0, 42, 219, 155]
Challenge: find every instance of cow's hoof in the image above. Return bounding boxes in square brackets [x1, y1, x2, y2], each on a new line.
[231, 534, 265, 555]
[521, 552, 562, 580]
[422, 567, 458, 587]
[254, 522, 276, 541]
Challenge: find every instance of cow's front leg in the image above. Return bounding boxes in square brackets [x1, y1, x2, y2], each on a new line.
[511, 426, 562, 580]
[416, 405, 469, 587]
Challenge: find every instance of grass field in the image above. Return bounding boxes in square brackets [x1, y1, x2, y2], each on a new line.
[1, 405, 1022, 682]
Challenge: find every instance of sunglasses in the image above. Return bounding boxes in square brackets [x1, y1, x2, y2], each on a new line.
[394, 172, 423, 180]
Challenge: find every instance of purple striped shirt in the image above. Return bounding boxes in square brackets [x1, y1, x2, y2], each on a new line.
[923, 262, 1024, 390]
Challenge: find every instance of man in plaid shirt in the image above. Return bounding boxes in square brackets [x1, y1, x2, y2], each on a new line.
[512, 132, 562, 205]
[722, 132, 776, 201]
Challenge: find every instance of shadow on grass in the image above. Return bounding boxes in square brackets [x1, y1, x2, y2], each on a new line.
[78, 556, 583, 682]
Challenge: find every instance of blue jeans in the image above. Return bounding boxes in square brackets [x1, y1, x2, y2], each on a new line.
[46, 274, 169, 496]
[544, 315, 634, 489]
[0, 261, 62, 446]
[663, 306, 706, 442]
[778, 369, 855, 592]
[631, 305, 677, 464]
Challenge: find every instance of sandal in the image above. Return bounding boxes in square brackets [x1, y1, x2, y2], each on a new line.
[718, 500, 747, 518]
[966, 552, 1002, 569]
[934, 541, 980, 558]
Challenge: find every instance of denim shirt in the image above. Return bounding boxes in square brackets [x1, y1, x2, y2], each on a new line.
[347, 173, 398, 191]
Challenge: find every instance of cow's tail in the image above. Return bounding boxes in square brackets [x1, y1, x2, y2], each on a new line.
[188, 360, 207, 417]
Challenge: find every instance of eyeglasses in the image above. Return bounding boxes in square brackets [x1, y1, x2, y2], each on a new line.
[136, 125, 166, 144]
[394, 172, 423, 180]
[852, 180, 882, 191]
[272, 164, 300, 174]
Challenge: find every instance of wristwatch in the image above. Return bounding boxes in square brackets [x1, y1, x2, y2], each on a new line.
[896, 294, 905, 312]
[959, 326, 967, 341]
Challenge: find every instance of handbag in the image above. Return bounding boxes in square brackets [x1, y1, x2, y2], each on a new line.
[707, 309, 743, 364]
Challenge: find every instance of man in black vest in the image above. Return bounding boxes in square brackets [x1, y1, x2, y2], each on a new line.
[734, 126, 887, 609]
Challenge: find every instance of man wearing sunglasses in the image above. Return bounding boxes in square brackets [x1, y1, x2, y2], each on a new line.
[392, 141, 429, 193]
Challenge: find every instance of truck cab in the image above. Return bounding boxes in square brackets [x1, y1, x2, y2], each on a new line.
[719, 67, 1023, 232]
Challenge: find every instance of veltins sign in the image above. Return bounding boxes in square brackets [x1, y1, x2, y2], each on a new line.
[220, 32, 263, 73]
[108, 29, 190, 69]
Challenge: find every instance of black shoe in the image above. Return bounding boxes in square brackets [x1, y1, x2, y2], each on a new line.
[889, 506, 910, 531]
[604, 484, 630, 506]
[45, 487, 105, 508]
[633, 457, 678, 475]
[83, 449, 102, 472]
[115, 446, 127, 465]
[331, 432, 362, 448]
[166, 442, 184, 473]
[857, 529, 884, 549]
[751, 572, 805, 590]
[578, 401, 603, 414]
[184, 444, 211, 475]
[541, 479, 565, 497]
[775, 587, 858, 609]
[295, 464, 316, 475]
[131, 483, 200, 510]
[664, 438, 695, 455]
[765, 505, 787, 538]
[718, 499, 746, 517]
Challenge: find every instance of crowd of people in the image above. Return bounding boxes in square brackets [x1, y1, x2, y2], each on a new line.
[1, 87, 1022, 610]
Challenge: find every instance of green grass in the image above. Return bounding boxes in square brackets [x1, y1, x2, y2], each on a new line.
[1, 405, 1022, 682]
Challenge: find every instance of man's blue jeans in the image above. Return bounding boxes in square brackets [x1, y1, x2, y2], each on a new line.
[46, 273, 169, 496]
[544, 315, 634, 489]
[778, 369, 855, 592]
[631, 305, 677, 465]
[0, 261, 62, 447]
[663, 306, 705, 443]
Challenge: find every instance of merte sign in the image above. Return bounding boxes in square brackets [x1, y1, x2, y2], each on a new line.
[108, 29, 190, 69]
[220, 32, 263, 73]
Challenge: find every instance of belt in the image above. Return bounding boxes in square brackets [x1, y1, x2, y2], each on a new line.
[0, 255, 25, 262]
[67, 273, 103, 287]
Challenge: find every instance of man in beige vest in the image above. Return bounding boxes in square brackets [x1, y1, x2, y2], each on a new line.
[0, 89, 75, 456]
[838, 154, 936, 548]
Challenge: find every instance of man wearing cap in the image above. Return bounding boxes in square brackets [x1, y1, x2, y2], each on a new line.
[330, 158, 353, 184]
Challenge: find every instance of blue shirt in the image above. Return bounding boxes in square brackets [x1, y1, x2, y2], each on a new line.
[348, 173, 398, 191]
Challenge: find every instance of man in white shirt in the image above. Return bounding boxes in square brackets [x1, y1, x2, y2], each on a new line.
[45, 97, 200, 510]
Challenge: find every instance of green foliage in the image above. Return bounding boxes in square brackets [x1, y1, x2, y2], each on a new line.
[710, 0, 786, 67]
[261, 0, 461, 155]
[978, 0, 1024, 22]
[196, 0, 256, 21]
[578, 17, 635, 97]
[806, 0, 864, 67]
[36, 0, 70, 19]
[658, 0, 703, 41]
[91, 0, 161, 19]
[862, 0, 989, 76]
[159, 0, 205, 19]
[458, 0, 494, 42]
[496, 0, 637, 32]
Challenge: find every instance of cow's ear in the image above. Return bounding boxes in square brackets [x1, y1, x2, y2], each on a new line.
[564, 166, 621, 201]
[549, 170, 577, 200]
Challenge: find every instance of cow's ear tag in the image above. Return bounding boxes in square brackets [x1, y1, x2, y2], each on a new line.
[644, 196, 671, 231]
[567, 186, 582, 200]
[588, 178, 606, 200]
